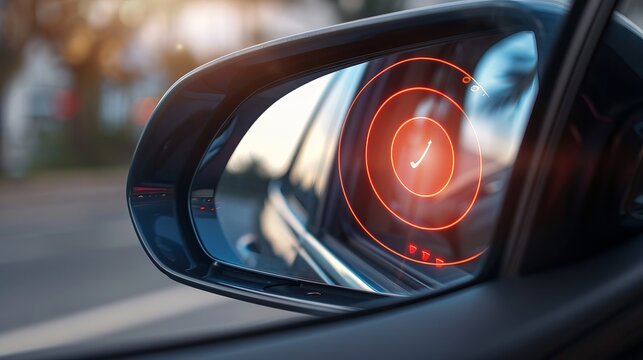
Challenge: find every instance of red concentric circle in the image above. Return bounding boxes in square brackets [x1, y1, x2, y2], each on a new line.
[337, 57, 485, 266]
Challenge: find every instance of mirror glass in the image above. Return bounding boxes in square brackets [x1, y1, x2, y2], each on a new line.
[191, 30, 539, 295]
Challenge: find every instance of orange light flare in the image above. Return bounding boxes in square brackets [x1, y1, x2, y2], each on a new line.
[364, 87, 482, 231]
[390, 117, 455, 198]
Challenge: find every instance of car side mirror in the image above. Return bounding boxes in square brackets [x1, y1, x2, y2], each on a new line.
[128, 1, 564, 315]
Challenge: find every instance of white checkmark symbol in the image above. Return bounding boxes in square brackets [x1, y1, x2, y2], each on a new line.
[410, 140, 432, 169]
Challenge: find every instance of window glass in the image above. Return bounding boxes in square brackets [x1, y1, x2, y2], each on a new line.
[618, 0, 643, 29]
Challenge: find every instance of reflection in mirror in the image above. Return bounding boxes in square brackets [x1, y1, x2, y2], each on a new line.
[191, 31, 538, 296]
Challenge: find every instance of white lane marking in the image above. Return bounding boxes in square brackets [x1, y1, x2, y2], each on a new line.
[410, 139, 433, 169]
[0, 286, 226, 356]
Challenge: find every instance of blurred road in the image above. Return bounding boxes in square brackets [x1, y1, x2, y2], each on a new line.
[0, 168, 301, 356]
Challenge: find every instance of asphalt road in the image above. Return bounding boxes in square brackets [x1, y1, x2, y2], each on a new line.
[0, 168, 301, 357]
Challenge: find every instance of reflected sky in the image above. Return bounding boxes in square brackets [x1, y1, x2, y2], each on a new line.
[463, 31, 538, 165]
[225, 73, 332, 176]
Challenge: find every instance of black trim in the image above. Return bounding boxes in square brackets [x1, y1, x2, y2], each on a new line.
[495, 0, 620, 276]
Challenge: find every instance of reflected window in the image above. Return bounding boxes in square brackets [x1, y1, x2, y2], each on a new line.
[285, 64, 366, 223]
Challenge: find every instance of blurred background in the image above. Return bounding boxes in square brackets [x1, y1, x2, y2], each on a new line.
[0, 0, 641, 357]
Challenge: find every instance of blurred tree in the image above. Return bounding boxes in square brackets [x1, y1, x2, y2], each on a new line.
[1, 0, 138, 165]
[0, 0, 203, 167]
[0, 1, 29, 87]
[40, 1, 140, 165]
[0, 0, 35, 170]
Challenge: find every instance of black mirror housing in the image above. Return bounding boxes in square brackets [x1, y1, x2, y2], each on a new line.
[127, 1, 564, 315]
